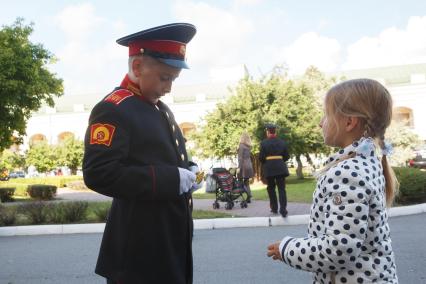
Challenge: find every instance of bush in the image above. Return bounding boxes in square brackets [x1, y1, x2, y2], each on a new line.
[52, 201, 89, 223]
[58, 201, 89, 223]
[19, 202, 51, 224]
[0, 176, 83, 196]
[27, 184, 57, 200]
[0, 205, 18, 226]
[0, 187, 15, 202]
[394, 167, 426, 204]
[93, 203, 111, 222]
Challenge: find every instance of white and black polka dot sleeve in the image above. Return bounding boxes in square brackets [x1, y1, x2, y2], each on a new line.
[280, 160, 372, 273]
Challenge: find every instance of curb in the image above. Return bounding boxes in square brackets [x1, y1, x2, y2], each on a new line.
[1, 203, 426, 237]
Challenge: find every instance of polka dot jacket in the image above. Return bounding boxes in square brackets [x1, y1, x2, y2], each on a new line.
[279, 138, 398, 283]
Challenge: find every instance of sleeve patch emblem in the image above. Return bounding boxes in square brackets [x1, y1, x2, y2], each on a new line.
[104, 89, 134, 105]
[90, 123, 116, 146]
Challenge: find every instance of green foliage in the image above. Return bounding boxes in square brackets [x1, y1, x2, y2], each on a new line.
[0, 183, 28, 196]
[194, 175, 316, 203]
[49, 201, 88, 223]
[0, 176, 82, 196]
[25, 137, 84, 174]
[191, 209, 233, 219]
[27, 184, 57, 200]
[91, 202, 111, 222]
[386, 122, 422, 166]
[25, 141, 58, 173]
[394, 167, 426, 204]
[0, 187, 15, 202]
[190, 66, 335, 172]
[0, 150, 25, 172]
[0, 18, 63, 151]
[0, 205, 18, 226]
[19, 201, 50, 224]
[56, 137, 84, 174]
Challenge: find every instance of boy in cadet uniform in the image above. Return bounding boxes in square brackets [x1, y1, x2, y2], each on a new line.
[83, 23, 200, 284]
[259, 123, 290, 218]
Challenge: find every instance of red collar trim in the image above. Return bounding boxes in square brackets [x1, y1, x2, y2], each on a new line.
[120, 74, 160, 106]
[120, 74, 142, 96]
[267, 134, 277, 139]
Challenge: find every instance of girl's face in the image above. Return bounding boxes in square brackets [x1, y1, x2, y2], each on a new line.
[319, 103, 347, 148]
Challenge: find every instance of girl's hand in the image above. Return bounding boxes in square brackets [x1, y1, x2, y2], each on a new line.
[267, 241, 283, 261]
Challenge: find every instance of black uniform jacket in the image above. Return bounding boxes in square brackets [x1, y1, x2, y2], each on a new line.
[259, 136, 290, 178]
[83, 75, 192, 284]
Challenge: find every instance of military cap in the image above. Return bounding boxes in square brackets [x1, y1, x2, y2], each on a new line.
[116, 23, 196, 69]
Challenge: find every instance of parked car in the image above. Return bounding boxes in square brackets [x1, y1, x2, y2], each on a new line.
[8, 170, 26, 178]
[408, 154, 426, 169]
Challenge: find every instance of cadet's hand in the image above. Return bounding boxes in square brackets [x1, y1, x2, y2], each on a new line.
[189, 165, 204, 193]
[178, 167, 196, 195]
[267, 241, 283, 261]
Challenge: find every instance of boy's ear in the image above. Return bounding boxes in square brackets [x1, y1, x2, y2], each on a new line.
[345, 116, 361, 132]
[132, 57, 143, 78]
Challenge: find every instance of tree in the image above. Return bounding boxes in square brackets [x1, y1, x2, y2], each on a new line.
[0, 19, 63, 151]
[56, 137, 84, 175]
[25, 142, 58, 173]
[190, 67, 336, 179]
[385, 121, 422, 166]
[0, 150, 25, 172]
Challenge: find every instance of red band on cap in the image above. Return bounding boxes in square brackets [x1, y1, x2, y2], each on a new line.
[128, 40, 186, 57]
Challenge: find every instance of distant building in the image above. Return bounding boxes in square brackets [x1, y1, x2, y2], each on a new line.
[24, 81, 237, 149]
[23, 63, 426, 150]
[335, 63, 426, 141]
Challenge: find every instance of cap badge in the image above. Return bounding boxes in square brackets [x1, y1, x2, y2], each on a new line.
[179, 45, 186, 56]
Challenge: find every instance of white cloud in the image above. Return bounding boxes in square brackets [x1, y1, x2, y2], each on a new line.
[280, 32, 341, 74]
[53, 3, 128, 95]
[173, 1, 253, 67]
[343, 16, 426, 69]
[232, 0, 264, 7]
[54, 3, 104, 41]
[209, 64, 246, 82]
[58, 41, 125, 95]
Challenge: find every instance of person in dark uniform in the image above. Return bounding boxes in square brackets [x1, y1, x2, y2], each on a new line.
[259, 123, 290, 217]
[82, 23, 199, 284]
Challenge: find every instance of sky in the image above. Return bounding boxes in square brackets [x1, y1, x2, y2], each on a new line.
[1, 0, 426, 97]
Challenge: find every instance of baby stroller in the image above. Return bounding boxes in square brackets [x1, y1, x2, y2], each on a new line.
[209, 167, 249, 210]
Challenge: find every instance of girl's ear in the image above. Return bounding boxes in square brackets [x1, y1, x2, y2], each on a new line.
[345, 116, 361, 132]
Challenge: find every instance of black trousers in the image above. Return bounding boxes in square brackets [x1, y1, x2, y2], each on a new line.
[266, 175, 287, 213]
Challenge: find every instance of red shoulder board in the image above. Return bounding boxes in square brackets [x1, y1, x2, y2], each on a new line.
[104, 89, 134, 105]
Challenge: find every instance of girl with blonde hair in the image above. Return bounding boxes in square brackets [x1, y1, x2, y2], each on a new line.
[267, 79, 399, 283]
[238, 132, 254, 202]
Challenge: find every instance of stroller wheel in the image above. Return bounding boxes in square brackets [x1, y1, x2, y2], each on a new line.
[240, 201, 248, 208]
[213, 202, 220, 209]
[225, 202, 233, 210]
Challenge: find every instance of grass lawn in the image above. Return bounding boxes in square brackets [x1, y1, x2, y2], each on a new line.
[85, 201, 232, 220]
[0, 201, 234, 227]
[193, 175, 316, 203]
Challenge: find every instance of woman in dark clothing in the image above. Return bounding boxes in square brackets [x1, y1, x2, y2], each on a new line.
[237, 132, 254, 202]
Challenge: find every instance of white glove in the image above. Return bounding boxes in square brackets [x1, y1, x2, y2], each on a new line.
[189, 165, 204, 193]
[178, 167, 196, 195]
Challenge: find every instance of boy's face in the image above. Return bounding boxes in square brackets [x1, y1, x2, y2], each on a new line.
[133, 56, 181, 104]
